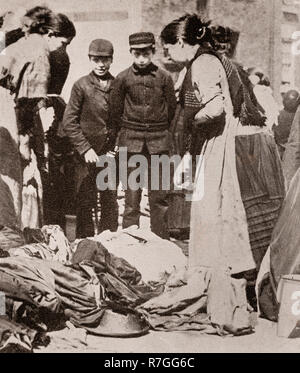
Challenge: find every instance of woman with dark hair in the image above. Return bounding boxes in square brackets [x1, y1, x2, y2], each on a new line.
[0, 9, 76, 229]
[161, 14, 285, 283]
[21, 9, 76, 227]
[247, 67, 279, 133]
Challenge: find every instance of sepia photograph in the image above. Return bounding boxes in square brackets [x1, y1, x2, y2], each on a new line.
[0, 0, 299, 358]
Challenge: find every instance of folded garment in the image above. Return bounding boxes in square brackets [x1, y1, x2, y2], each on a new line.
[10, 225, 72, 264]
[0, 257, 60, 313]
[0, 256, 148, 337]
[93, 227, 187, 284]
[72, 239, 142, 285]
[139, 267, 254, 336]
[0, 315, 49, 353]
[72, 240, 164, 306]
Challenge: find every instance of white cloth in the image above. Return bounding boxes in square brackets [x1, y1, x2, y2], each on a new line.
[93, 227, 187, 284]
[253, 85, 279, 132]
[21, 151, 43, 229]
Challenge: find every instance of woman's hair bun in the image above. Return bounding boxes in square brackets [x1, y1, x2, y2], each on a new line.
[178, 14, 212, 46]
[24, 6, 53, 34]
[161, 13, 213, 48]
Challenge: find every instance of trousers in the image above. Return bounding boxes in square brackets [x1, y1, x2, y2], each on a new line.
[76, 163, 118, 238]
[121, 149, 169, 239]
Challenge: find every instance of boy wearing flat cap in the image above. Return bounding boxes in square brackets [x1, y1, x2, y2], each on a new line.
[63, 39, 118, 238]
[109, 32, 176, 239]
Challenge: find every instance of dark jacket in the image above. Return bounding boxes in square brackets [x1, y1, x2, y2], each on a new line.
[109, 63, 176, 154]
[63, 72, 114, 155]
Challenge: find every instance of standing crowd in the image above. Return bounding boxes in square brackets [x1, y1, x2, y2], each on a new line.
[1, 7, 300, 314]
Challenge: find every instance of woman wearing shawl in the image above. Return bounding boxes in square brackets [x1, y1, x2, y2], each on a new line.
[160, 14, 285, 280]
[0, 8, 76, 229]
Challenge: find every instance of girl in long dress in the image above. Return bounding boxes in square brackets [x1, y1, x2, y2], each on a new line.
[0, 9, 76, 229]
[160, 14, 285, 279]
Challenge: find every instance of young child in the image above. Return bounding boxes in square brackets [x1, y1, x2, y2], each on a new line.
[63, 39, 118, 238]
[109, 32, 176, 239]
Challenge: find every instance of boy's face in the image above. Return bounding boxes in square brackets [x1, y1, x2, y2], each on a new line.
[89, 55, 112, 77]
[131, 48, 154, 69]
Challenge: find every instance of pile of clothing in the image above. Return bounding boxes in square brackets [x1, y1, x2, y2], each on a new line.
[0, 224, 255, 352]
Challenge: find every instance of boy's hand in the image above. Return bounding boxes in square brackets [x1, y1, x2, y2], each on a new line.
[84, 148, 98, 164]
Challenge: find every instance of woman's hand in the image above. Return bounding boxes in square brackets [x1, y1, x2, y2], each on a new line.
[84, 148, 98, 164]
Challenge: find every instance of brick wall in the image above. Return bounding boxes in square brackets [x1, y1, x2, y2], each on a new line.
[141, 0, 198, 38]
[208, 0, 282, 101]
[142, 0, 283, 100]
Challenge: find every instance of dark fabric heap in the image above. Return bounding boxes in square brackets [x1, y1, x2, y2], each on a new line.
[0, 239, 162, 338]
[0, 233, 256, 342]
[72, 239, 164, 307]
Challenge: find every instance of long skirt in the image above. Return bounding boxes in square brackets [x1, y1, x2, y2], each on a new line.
[236, 132, 285, 270]
[188, 115, 257, 275]
[0, 87, 22, 229]
[189, 126, 285, 275]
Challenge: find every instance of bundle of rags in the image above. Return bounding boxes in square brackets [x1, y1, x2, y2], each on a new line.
[139, 266, 255, 336]
[0, 243, 153, 336]
[9, 225, 72, 264]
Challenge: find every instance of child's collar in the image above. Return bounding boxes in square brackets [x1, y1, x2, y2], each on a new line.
[91, 71, 112, 81]
[132, 62, 157, 76]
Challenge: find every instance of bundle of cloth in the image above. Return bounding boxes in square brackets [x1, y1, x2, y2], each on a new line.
[0, 224, 72, 264]
[91, 227, 187, 284]
[138, 266, 254, 336]
[10, 225, 72, 264]
[0, 239, 160, 340]
[92, 227, 254, 336]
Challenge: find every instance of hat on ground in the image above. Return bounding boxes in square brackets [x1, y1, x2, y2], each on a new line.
[69, 307, 150, 338]
[129, 32, 155, 49]
[88, 39, 114, 57]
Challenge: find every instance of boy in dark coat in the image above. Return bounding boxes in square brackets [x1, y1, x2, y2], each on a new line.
[109, 32, 176, 239]
[63, 39, 118, 238]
